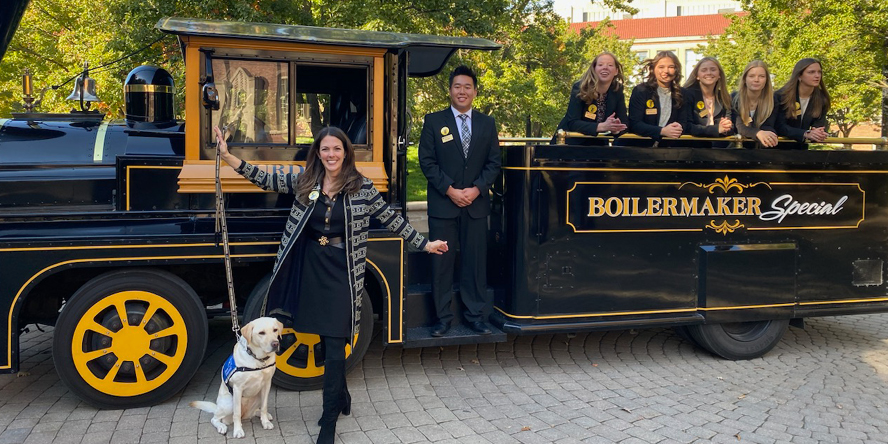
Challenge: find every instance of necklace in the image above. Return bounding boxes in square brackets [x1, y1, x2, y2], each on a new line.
[322, 177, 341, 197]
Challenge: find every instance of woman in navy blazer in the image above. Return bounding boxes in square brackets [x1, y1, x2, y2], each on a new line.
[683, 57, 733, 148]
[775, 58, 831, 150]
[552, 52, 628, 145]
[731, 60, 779, 149]
[625, 51, 689, 147]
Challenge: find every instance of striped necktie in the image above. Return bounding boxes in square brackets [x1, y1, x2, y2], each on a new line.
[458, 114, 471, 158]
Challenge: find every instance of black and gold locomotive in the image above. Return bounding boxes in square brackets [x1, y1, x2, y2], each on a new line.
[4, 5, 888, 410]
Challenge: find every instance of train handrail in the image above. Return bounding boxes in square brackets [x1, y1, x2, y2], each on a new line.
[498, 130, 888, 149]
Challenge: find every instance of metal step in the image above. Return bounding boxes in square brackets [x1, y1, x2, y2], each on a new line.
[401, 323, 507, 348]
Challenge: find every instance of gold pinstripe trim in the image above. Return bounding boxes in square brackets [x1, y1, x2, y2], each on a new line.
[798, 297, 888, 306]
[504, 166, 888, 174]
[2, 251, 277, 369]
[0, 241, 278, 253]
[125, 84, 174, 93]
[495, 296, 888, 321]
[367, 237, 404, 344]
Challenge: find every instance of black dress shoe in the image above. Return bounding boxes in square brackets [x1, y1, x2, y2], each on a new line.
[469, 321, 492, 335]
[430, 322, 450, 337]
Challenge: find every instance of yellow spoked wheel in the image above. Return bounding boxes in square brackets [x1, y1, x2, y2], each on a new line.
[243, 274, 373, 391]
[53, 270, 207, 409]
[273, 330, 355, 380]
[70, 291, 187, 396]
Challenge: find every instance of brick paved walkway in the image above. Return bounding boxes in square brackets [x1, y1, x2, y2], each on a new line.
[1, 313, 887, 443]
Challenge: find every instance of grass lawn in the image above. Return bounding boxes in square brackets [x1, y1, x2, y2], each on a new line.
[405, 145, 427, 202]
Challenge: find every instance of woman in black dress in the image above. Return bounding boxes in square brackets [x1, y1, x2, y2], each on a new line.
[214, 125, 448, 444]
[552, 52, 628, 145]
[775, 58, 831, 150]
[624, 50, 689, 147]
[683, 57, 733, 147]
[730, 60, 779, 149]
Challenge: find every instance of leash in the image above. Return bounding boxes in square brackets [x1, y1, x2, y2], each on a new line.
[214, 124, 241, 341]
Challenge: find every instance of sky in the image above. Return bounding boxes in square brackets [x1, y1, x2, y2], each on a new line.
[551, 0, 576, 18]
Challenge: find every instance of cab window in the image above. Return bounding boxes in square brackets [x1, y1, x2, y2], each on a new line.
[205, 55, 371, 162]
[212, 59, 289, 145]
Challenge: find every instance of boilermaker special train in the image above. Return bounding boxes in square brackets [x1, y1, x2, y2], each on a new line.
[3, 4, 888, 409]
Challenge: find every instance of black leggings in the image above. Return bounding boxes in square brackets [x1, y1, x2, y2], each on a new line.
[323, 336, 346, 361]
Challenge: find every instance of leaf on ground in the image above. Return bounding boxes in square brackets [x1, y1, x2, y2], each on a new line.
[470, 359, 479, 364]
[621, 407, 631, 413]
[738, 394, 746, 399]
[735, 433, 741, 440]
[521, 426, 531, 431]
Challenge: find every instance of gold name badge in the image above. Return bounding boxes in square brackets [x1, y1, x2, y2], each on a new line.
[442, 134, 454, 143]
[699, 109, 709, 118]
[645, 108, 658, 115]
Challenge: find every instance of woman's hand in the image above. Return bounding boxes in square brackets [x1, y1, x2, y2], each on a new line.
[425, 240, 449, 255]
[660, 122, 683, 139]
[805, 127, 828, 143]
[756, 130, 779, 148]
[718, 117, 733, 135]
[213, 126, 241, 168]
[598, 113, 627, 133]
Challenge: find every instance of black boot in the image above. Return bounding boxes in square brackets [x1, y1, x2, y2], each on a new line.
[317, 358, 345, 444]
[341, 382, 351, 416]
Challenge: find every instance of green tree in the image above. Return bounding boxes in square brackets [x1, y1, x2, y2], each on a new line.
[0, 0, 635, 137]
[703, 0, 887, 137]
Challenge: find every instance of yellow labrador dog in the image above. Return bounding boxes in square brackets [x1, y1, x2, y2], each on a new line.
[190, 317, 282, 438]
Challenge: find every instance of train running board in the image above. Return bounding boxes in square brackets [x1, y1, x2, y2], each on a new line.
[400, 323, 507, 348]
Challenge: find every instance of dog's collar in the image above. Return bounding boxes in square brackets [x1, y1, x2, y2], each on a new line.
[239, 336, 272, 362]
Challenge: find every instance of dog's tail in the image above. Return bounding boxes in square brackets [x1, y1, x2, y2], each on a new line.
[189, 401, 217, 413]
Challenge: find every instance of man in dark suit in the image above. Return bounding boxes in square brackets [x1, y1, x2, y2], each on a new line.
[419, 65, 501, 337]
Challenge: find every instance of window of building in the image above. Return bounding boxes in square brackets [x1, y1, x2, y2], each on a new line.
[684, 50, 704, 79]
[582, 12, 589, 22]
[676, 6, 682, 16]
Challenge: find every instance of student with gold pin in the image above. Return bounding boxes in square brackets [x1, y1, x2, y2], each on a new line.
[731, 60, 779, 149]
[624, 51, 690, 147]
[775, 58, 831, 150]
[683, 57, 733, 148]
[551, 52, 628, 146]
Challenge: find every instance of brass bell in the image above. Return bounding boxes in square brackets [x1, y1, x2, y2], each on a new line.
[66, 63, 100, 110]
